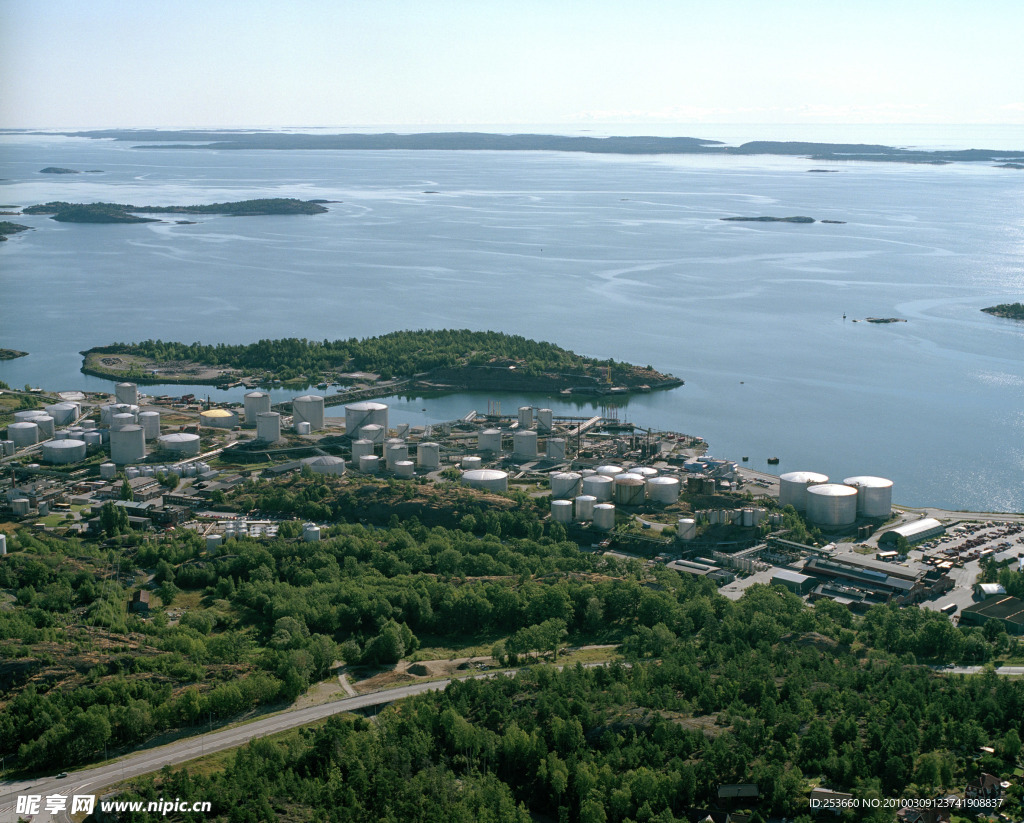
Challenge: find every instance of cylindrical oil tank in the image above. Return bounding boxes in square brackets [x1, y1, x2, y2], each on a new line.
[742, 508, 754, 527]
[141, 466, 155, 477]
[537, 408, 553, 432]
[417, 442, 440, 470]
[296, 421, 312, 435]
[843, 476, 894, 518]
[806, 484, 859, 528]
[292, 395, 325, 432]
[546, 437, 566, 460]
[138, 410, 161, 440]
[111, 425, 145, 464]
[196, 462, 210, 474]
[646, 476, 680, 504]
[386, 443, 409, 470]
[580, 468, 596, 477]
[125, 467, 140, 480]
[303, 524, 321, 543]
[305, 456, 346, 476]
[351, 439, 375, 461]
[478, 429, 503, 452]
[244, 391, 272, 422]
[462, 469, 509, 493]
[593, 503, 616, 531]
[201, 408, 238, 429]
[0, 440, 13, 457]
[631, 466, 658, 480]
[615, 474, 646, 506]
[257, 412, 281, 442]
[596, 464, 624, 478]
[12, 499, 31, 516]
[575, 495, 597, 521]
[111, 412, 136, 432]
[182, 463, 197, 477]
[42, 439, 87, 464]
[80, 419, 96, 430]
[517, 406, 533, 429]
[752, 508, 767, 524]
[46, 402, 80, 425]
[30, 415, 55, 438]
[115, 382, 139, 404]
[0, 534, 6, 555]
[100, 462, 117, 480]
[582, 474, 614, 502]
[550, 471, 582, 500]
[462, 455, 482, 470]
[206, 534, 222, 553]
[677, 518, 697, 541]
[157, 432, 200, 457]
[551, 499, 573, 524]
[778, 471, 829, 512]
[345, 401, 388, 437]
[394, 460, 415, 479]
[358, 455, 380, 474]
[8, 421, 39, 448]
[360, 423, 385, 443]
[14, 410, 45, 424]
[513, 430, 538, 459]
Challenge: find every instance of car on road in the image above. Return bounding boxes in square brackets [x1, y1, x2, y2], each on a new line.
[56, 772, 68, 778]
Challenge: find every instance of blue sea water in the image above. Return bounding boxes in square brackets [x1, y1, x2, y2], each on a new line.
[1, 128, 1022, 511]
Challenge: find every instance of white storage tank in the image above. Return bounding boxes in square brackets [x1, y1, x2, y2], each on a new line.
[517, 406, 533, 429]
[42, 439, 87, 464]
[677, 518, 697, 541]
[80, 419, 96, 430]
[100, 462, 118, 480]
[351, 439, 375, 461]
[200, 408, 238, 429]
[630, 467, 658, 480]
[417, 442, 440, 470]
[550, 471, 582, 499]
[596, 464, 624, 478]
[537, 408, 554, 432]
[646, 476, 680, 504]
[206, 534, 222, 553]
[778, 471, 829, 512]
[303, 524, 321, 542]
[546, 437, 566, 460]
[8, 421, 39, 448]
[110, 424, 146, 464]
[111, 412, 136, 432]
[551, 499, 573, 524]
[345, 402, 389, 437]
[360, 424, 385, 443]
[256, 411, 282, 443]
[12, 498, 31, 516]
[514, 430, 538, 459]
[582, 474, 614, 502]
[593, 503, 616, 531]
[614, 474, 646, 506]
[575, 495, 597, 521]
[157, 432, 201, 457]
[14, 410, 45, 424]
[141, 466, 155, 477]
[305, 455, 346, 476]
[843, 476, 894, 518]
[115, 382, 139, 404]
[292, 395, 325, 432]
[125, 466, 140, 480]
[53, 426, 69, 439]
[358, 454, 380, 474]
[46, 402, 80, 425]
[386, 443, 409, 470]
[1, 440, 15, 457]
[742, 508, 754, 527]
[462, 455, 483, 470]
[478, 429, 503, 453]
[462, 469, 509, 493]
[296, 421, 312, 435]
[0, 534, 6, 555]
[139, 410, 161, 440]
[244, 391, 272, 422]
[806, 484, 859, 528]
[394, 460, 415, 479]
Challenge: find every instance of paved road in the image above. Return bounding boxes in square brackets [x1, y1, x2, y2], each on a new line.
[0, 674, 504, 823]
[940, 666, 1024, 676]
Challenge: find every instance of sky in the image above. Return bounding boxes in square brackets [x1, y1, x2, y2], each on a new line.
[1, 0, 1023, 130]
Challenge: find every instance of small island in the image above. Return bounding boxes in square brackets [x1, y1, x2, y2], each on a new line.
[39, 167, 80, 174]
[0, 348, 29, 360]
[722, 216, 816, 223]
[23, 198, 329, 224]
[865, 317, 907, 324]
[981, 302, 1024, 320]
[82, 330, 683, 395]
[0, 221, 30, 241]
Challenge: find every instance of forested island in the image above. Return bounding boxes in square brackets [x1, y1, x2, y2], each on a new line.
[52, 129, 1024, 164]
[22, 198, 328, 223]
[0, 348, 28, 360]
[982, 302, 1024, 320]
[82, 330, 682, 393]
[0, 220, 30, 240]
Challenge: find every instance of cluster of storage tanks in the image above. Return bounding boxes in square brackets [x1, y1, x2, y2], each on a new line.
[778, 471, 893, 528]
[694, 507, 775, 527]
[545, 465, 685, 531]
[99, 459, 211, 481]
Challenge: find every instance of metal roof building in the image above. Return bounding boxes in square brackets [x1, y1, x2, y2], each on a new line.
[878, 518, 944, 546]
[960, 596, 1024, 635]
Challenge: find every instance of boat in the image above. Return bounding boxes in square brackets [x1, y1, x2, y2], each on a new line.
[767, 457, 780, 465]
[742, 456, 749, 462]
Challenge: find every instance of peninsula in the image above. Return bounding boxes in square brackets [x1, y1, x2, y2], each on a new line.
[23, 198, 329, 223]
[0, 220, 30, 240]
[981, 302, 1024, 320]
[81, 329, 682, 394]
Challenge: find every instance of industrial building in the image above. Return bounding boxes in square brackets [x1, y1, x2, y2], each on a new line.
[802, 554, 952, 607]
[772, 569, 815, 595]
[960, 596, 1024, 635]
[879, 518, 945, 546]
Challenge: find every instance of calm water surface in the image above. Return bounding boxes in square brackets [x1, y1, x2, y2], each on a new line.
[1, 131, 1022, 511]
